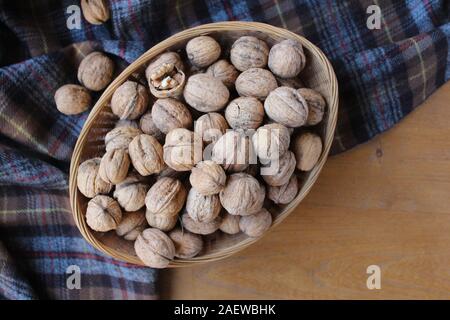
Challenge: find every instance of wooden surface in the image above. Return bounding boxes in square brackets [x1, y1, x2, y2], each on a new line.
[160, 82, 450, 299]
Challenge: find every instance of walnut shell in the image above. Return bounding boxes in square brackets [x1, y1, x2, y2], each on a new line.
[169, 228, 203, 259]
[86, 195, 122, 232]
[156, 166, 186, 181]
[113, 172, 149, 212]
[128, 134, 165, 176]
[211, 130, 255, 172]
[81, 0, 110, 25]
[105, 126, 141, 152]
[239, 208, 272, 237]
[293, 132, 322, 171]
[186, 36, 221, 68]
[54, 84, 91, 115]
[219, 213, 240, 235]
[276, 76, 305, 89]
[298, 88, 326, 126]
[145, 52, 185, 81]
[116, 209, 147, 241]
[261, 150, 296, 187]
[163, 128, 203, 171]
[225, 97, 264, 130]
[267, 174, 299, 204]
[98, 148, 130, 184]
[115, 119, 139, 129]
[264, 86, 308, 127]
[194, 112, 229, 143]
[219, 173, 265, 216]
[77, 158, 112, 198]
[206, 59, 239, 88]
[252, 123, 290, 160]
[139, 111, 164, 142]
[181, 212, 222, 235]
[230, 36, 269, 71]
[235, 68, 277, 100]
[151, 98, 192, 134]
[148, 64, 186, 99]
[134, 228, 175, 268]
[146, 210, 178, 232]
[145, 177, 187, 217]
[77, 51, 114, 91]
[111, 80, 149, 120]
[183, 73, 230, 112]
[186, 188, 221, 223]
[268, 39, 306, 78]
[189, 160, 226, 196]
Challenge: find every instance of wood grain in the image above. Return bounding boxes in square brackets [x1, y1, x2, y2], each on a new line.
[160, 81, 450, 299]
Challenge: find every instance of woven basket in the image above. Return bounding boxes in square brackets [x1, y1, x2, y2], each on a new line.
[69, 22, 338, 267]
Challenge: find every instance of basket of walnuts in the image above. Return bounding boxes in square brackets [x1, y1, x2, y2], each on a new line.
[69, 22, 338, 268]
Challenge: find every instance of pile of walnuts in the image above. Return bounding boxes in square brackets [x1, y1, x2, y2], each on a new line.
[74, 35, 326, 268]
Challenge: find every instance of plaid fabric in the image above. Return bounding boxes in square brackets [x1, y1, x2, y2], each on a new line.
[0, 0, 448, 299]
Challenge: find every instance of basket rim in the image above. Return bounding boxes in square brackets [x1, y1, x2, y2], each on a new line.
[69, 21, 339, 267]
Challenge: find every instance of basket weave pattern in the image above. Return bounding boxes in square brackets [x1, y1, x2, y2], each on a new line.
[69, 22, 338, 267]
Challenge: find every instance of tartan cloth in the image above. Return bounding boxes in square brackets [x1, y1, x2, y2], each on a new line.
[0, 0, 448, 300]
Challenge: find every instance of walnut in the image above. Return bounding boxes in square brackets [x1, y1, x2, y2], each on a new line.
[98, 148, 130, 184]
[81, 0, 110, 25]
[181, 211, 222, 235]
[267, 174, 299, 205]
[115, 119, 139, 129]
[266, 118, 294, 135]
[145, 177, 187, 217]
[235, 68, 277, 100]
[139, 111, 164, 142]
[186, 188, 221, 223]
[113, 172, 149, 211]
[194, 112, 229, 143]
[156, 166, 186, 181]
[77, 51, 114, 91]
[77, 158, 112, 198]
[146, 210, 178, 232]
[145, 52, 184, 80]
[292, 132, 322, 171]
[151, 98, 192, 134]
[230, 36, 269, 71]
[116, 209, 147, 241]
[268, 39, 306, 78]
[264, 86, 308, 127]
[239, 208, 272, 237]
[183, 73, 229, 112]
[252, 123, 290, 160]
[186, 36, 221, 68]
[128, 134, 165, 176]
[297, 88, 326, 126]
[276, 76, 305, 89]
[134, 228, 175, 268]
[168, 228, 203, 259]
[219, 173, 265, 216]
[147, 63, 186, 99]
[189, 160, 226, 195]
[86, 195, 122, 232]
[225, 97, 264, 130]
[54, 84, 91, 115]
[163, 128, 203, 171]
[219, 213, 240, 235]
[105, 126, 141, 152]
[261, 150, 296, 187]
[111, 80, 149, 120]
[211, 130, 254, 172]
[206, 59, 239, 88]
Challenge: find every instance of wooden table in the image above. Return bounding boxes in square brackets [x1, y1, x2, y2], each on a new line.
[161, 82, 450, 299]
